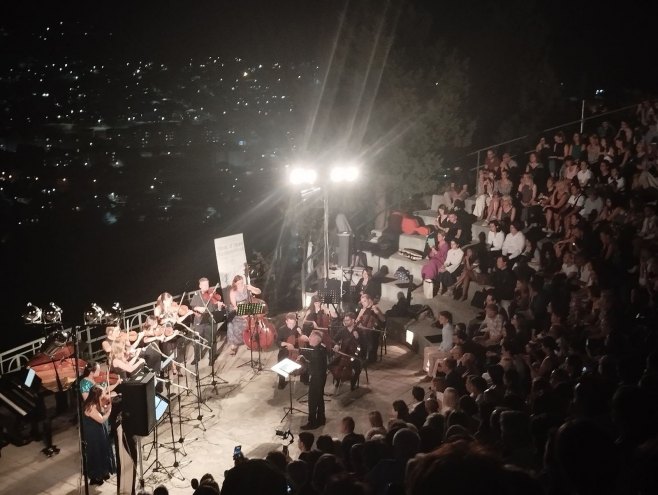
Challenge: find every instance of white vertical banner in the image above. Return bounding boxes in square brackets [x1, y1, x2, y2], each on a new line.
[214, 233, 248, 297]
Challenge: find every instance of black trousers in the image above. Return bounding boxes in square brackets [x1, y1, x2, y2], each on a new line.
[193, 323, 212, 361]
[307, 374, 326, 425]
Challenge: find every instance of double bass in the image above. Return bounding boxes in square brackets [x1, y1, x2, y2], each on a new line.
[242, 313, 277, 350]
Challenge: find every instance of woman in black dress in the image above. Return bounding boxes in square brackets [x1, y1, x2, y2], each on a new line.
[82, 386, 116, 485]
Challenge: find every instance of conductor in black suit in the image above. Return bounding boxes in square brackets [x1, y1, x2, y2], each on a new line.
[300, 330, 328, 430]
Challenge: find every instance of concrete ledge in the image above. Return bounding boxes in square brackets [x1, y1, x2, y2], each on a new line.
[404, 319, 442, 355]
[399, 233, 428, 252]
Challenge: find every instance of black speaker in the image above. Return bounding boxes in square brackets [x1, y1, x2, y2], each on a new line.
[121, 372, 155, 436]
[337, 233, 352, 267]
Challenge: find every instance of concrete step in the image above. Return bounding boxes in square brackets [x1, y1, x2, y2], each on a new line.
[471, 221, 488, 242]
[413, 209, 437, 227]
[399, 233, 428, 252]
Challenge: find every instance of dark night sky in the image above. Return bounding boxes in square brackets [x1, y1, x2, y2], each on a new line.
[3, 0, 656, 96]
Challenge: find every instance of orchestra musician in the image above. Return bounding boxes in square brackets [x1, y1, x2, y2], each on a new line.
[153, 292, 185, 375]
[302, 295, 337, 336]
[354, 267, 381, 303]
[82, 386, 116, 486]
[79, 361, 121, 401]
[331, 312, 367, 391]
[299, 330, 328, 430]
[101, 325, 123, 355]
[226, 275, 261, 355]
[276, 313, 308, 389]
[109, 340, 145, 381]
[355, 293, 386, 363]
[190, 277, 225, 365]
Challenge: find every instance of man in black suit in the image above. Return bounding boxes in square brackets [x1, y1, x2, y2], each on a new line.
[409, 386, 428, 429]
[297, 431, 322, 469]
[300, 331, 328, 430]
[340, 416, 365, 471]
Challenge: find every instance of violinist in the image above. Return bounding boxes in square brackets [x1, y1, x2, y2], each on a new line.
[109, 340, 145, 380]
[331, 313, 367, 391]
[276, 313, 308, 389]
[226, 275, 262, 356]
[299, 330, 328, 430]
[79, 361, 122, 401]
[190, 277, 224, 365]
[82, 386, 116, 486]
[101, 325, 123, 355]
[153, 292, 184, 375]
[356, 293, 386, 363]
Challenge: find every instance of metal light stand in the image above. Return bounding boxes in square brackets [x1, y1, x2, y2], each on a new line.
[72, 326, 90, 495]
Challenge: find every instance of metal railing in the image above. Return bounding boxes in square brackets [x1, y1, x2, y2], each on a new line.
[0, 294, 185, 376]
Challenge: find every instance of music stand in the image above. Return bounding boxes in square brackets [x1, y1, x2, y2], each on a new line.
[236, 302, 267, 371]
[272, 358, 305, 422]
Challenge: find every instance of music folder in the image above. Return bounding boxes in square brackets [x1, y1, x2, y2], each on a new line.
[271, 358, 302, 380]
[154, 393, 169, 421]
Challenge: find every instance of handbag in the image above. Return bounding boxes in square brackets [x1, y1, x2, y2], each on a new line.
[470, 289, 486, 308]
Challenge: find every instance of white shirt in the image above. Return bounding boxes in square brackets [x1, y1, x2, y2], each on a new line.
[567, 193, 585, 208]
[444, 248, 464, 273]
[577, 169, 593, 187]
[581, 196, 603, 218]
[608, 176, 625, 192]
[488, 231, 505, 251]
[440, 322, 454, 352]
[502, 231, 526, 260]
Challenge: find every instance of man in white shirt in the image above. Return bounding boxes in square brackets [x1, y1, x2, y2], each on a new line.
[577, 161, 593, 189]
[501, 221, 525, 261]
[561, 183, 585, 231]
[580, 188, 603, 221]
[438, 239, 464, 294]
[422, 311, 454, 380]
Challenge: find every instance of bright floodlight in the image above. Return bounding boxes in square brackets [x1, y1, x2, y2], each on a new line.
[330, 165, 360, 183]
[289, 167, 317, 185]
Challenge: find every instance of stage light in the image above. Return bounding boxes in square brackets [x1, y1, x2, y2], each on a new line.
[289, 167, 317, 185]
[330, 164, 360, 183]
[44, 302, 63, 323]
[84, 303, 104, 324]
[22, 303, 42, 324]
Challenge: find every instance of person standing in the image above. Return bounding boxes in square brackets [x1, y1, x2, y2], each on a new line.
[300, 330, 328, 430]
[190, 277, 224, 365]
[276, 313, 308, 389]
[82, 386, 116, 486]
[226, 275, 261, 355]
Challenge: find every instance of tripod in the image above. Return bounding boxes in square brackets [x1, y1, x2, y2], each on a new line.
[281, 374, 306, 423]
[156, 379, 191, 472]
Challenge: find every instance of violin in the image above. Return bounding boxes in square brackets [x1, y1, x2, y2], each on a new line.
[201, 288, 223, 304]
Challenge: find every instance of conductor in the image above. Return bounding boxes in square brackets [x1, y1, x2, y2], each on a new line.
[299, 330, 328, 430]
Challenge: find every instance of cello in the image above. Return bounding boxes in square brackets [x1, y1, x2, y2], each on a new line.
[329, 333, 359, 385]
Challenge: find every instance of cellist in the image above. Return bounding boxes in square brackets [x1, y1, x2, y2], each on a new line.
[275, 313, 308, 389]
[330, 313, 367, 391]
[302, 295, 337, 340]
[355, 293, 385, 363]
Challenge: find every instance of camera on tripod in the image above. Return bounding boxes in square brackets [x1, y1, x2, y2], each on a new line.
[275, 429, 293, 440]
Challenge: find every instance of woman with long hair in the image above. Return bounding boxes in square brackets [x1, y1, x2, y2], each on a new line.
[226, 275, 261, 355]
[82, 386, 115, 485]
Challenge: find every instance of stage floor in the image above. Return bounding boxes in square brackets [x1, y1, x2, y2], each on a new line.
[0, 338, 425, 495]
